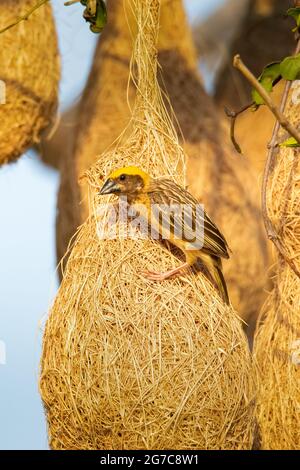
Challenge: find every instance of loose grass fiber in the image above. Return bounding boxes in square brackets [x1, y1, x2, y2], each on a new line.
[254, 88, 300, 449]
[40, 0, 255, 449]
[0, 0, 59, 165]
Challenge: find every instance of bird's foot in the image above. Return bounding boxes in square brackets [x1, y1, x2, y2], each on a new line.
[141, 270, 174, 281]
[140, 262, 189, 281]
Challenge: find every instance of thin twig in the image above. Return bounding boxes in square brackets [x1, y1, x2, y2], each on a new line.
[233, 54, 300, 145]
[64, 0, 81, 6]
[0, 0, 50, 35]
[225, 102, 253, 154]
[261, 82, 291, 240]
[233, 44, 300, 279]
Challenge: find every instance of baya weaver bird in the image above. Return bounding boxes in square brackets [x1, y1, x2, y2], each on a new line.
[99, 166, 230, 304]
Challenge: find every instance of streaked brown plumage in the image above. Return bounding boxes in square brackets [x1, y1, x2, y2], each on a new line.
[99, 166, 230, 304]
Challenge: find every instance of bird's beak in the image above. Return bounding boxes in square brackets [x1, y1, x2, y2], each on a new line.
[99, 178, 120, 195]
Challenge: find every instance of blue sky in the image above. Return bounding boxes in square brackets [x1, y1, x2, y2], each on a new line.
[0, 0, 224, 450]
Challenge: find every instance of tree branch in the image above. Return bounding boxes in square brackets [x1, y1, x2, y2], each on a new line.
[233, 44, 300, 279]
[0, 0, 50, 35]
[233, 54, 300, 145]
[225, 102, 254, 154]
[64, 1, 81, 5]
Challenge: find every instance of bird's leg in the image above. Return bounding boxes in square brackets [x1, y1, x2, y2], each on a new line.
[141, 262, 190, 281]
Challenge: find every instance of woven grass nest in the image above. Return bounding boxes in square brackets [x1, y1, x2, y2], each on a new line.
[254, 88, 300, 449]
[40, 0, 256, 449]
[0, 0, 60, 165]
[40, 146, 256, 449]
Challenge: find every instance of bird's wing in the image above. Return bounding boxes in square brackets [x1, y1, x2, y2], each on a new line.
[149, 178, 229, 259]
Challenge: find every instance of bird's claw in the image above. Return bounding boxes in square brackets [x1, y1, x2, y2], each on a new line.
[140, 270, 167, 281]
[140, 269, 182, 281]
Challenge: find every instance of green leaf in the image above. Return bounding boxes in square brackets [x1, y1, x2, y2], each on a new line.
[252, 77, 272, 105]
[251, 62, 281, 105]
[90, 0, 107, 33]
[287, 7, 300, 29]
[280, 54, 300, 81]
[280, 137, 300, 148]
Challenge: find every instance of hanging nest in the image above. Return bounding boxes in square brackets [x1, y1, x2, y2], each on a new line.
[37, 103, 79, 170]
[55, 0, 269, 326]
[40, 0, 256, 450]
[254, 87, 300, 449]
[0, 0, 60, 165]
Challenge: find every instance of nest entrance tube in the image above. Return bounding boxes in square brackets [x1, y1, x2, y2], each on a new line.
[40, 0, 255, 450]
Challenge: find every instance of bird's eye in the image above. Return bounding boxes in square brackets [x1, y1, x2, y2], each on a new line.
[120, 174, 126, 181]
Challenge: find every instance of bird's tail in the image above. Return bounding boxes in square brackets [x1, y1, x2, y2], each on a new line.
[198, 253, 230, 305]
[213, 259, 229, 305]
